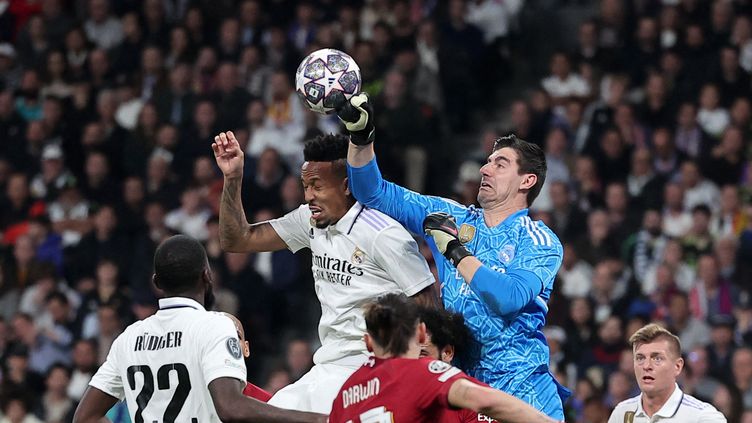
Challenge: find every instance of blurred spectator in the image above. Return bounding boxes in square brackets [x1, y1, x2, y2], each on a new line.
[66, 339, 97, 402]
[706, 314, 737, 383]
[0, 392, 43, 423]
[549, 181, 587, 244]
[11, 312, 70, 375]
[665, 292, 710, 351]
[165, 184, 210, 241]
[683, 346, 722, 403]
[39, 363, 73, 423]
[559, 245, 593, 299]
[690, 254, 735, 320]
[83, 0, 123, 50]
[674, 102, 711, 160]
[285, 339, 313, 382]
[624, 209, 667, 288]
[732, 347, 752, 410]
[541, 51, 590, 108]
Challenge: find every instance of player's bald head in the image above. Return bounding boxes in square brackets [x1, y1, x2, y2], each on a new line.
[153, 235, 209, 294]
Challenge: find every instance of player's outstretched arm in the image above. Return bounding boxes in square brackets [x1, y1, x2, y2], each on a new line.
[72, 387, 119, 423]
[448, 379, 561, 423]
[337, 94, 459, 235]
[213, 131, 287, 253]
[209, 378, 327, 423]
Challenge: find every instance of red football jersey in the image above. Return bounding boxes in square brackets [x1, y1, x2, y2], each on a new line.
[329, 357, 472, 423]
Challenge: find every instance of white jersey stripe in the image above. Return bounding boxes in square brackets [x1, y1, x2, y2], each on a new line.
[363, 210, 389, 227]
[360, 213, 387, 230]
[521, 217, 543, 246]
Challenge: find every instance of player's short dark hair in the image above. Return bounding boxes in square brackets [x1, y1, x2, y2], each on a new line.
[493, 134, 547, 206]
[363, 293, 419, 356]
[303, 133, 349, 178]
[303, 133, 349, 162]
[419, 306, 480, 369]
[153, 235, 208, 294]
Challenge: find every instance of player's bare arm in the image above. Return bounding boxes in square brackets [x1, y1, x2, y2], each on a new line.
[213, 131, 287, 253]
[209, 377, 327, 423]
[447, 379, 559, 423]
[72, 387, 119, 423]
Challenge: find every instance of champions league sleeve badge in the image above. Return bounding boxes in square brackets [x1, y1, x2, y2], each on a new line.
[226, 337, 242, 360]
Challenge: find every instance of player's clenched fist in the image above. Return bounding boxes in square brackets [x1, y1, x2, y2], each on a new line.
[212, 131, 244, 179]
[423, 212, 472, 266]
[335, 92, 375, 145]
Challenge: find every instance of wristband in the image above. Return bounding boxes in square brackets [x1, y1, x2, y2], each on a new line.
[444, 240, 472, 266]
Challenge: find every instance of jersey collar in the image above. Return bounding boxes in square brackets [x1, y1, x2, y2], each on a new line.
[488, 208, 528, 230]
[635, 383, 683, 418]
[331, 202, 366, 234]
[158, 297, 206, 312]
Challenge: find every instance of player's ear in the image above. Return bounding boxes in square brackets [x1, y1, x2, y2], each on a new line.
[242, 340, 250, 358]
[441, 345, 455, 363]
[519, 173, 537, 191]
[417, 322, 427, 345]
[152, 274, 161, 290]
[364, 333, 374, 353]
[343, 176, 351, 196]
[675, 356, 684, 375]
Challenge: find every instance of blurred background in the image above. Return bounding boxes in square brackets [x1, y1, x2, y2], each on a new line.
[0, 0, 751, 422]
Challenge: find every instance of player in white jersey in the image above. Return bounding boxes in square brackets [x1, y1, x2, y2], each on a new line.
[73, 235, 325, 423]
[212, 131, 437, 413]
[608, 324, 726, 423]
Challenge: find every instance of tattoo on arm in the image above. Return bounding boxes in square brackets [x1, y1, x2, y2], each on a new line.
[219, 177, 251, 252]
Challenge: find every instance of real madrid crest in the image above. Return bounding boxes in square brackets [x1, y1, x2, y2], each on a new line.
[458, 224, 476, 244]
[351, 247, 365, 264]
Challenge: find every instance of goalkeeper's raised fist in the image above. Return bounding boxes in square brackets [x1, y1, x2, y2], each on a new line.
[335, 92, 375, 146]
[423, 212, 472, 267]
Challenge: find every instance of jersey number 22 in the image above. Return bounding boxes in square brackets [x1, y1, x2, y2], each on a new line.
[127, 363, 191, 423]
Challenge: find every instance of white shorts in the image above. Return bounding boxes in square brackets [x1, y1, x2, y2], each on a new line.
[267, 355, 368, 413]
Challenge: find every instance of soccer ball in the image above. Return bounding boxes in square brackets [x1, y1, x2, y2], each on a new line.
[295, 48, 361, 114]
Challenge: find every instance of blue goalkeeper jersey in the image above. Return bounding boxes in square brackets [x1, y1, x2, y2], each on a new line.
[348, 158, 570, 418]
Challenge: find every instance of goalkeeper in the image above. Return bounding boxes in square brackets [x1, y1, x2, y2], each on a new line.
[335, 94, 571, 420]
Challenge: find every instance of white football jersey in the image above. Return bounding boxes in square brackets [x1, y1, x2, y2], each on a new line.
[89, 297, 247, 423]
[608, 384, 727, 423]
[270, 203, 435, 364]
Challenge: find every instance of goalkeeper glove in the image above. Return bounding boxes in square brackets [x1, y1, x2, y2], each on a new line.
[423, 212, 472, 266]
[335, 92, 375, 145]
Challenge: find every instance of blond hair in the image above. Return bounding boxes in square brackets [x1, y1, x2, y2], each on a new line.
[629, 323, 682, 358]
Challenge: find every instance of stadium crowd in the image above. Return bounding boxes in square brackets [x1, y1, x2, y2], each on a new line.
[0, 0, 751, 422]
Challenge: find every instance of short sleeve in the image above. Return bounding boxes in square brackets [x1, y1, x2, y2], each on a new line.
[199, 315, 248, 385]
[372, 226, 435, 296]
[269, 205, 311, 253]
[698, 407, 729, 422]
[88, 336, 125, 400]
[415, 360, 471, 410]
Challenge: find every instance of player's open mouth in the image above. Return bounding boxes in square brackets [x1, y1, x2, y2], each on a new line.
[310, 206, 323, 218]
[642, 376, 655, 382]
[480, 182, 492, 190]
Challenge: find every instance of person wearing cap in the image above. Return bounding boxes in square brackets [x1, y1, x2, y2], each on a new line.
[30, 144, 75, 201]
[608, 323, 726, 423]
[0, 42, 22, 90]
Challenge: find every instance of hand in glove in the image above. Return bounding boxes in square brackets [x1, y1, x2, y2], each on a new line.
[423, 212, 472, 266]
[335, 92, 375, 145]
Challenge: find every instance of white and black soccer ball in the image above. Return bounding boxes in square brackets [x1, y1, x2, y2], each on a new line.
[295, 48, 361, 114]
